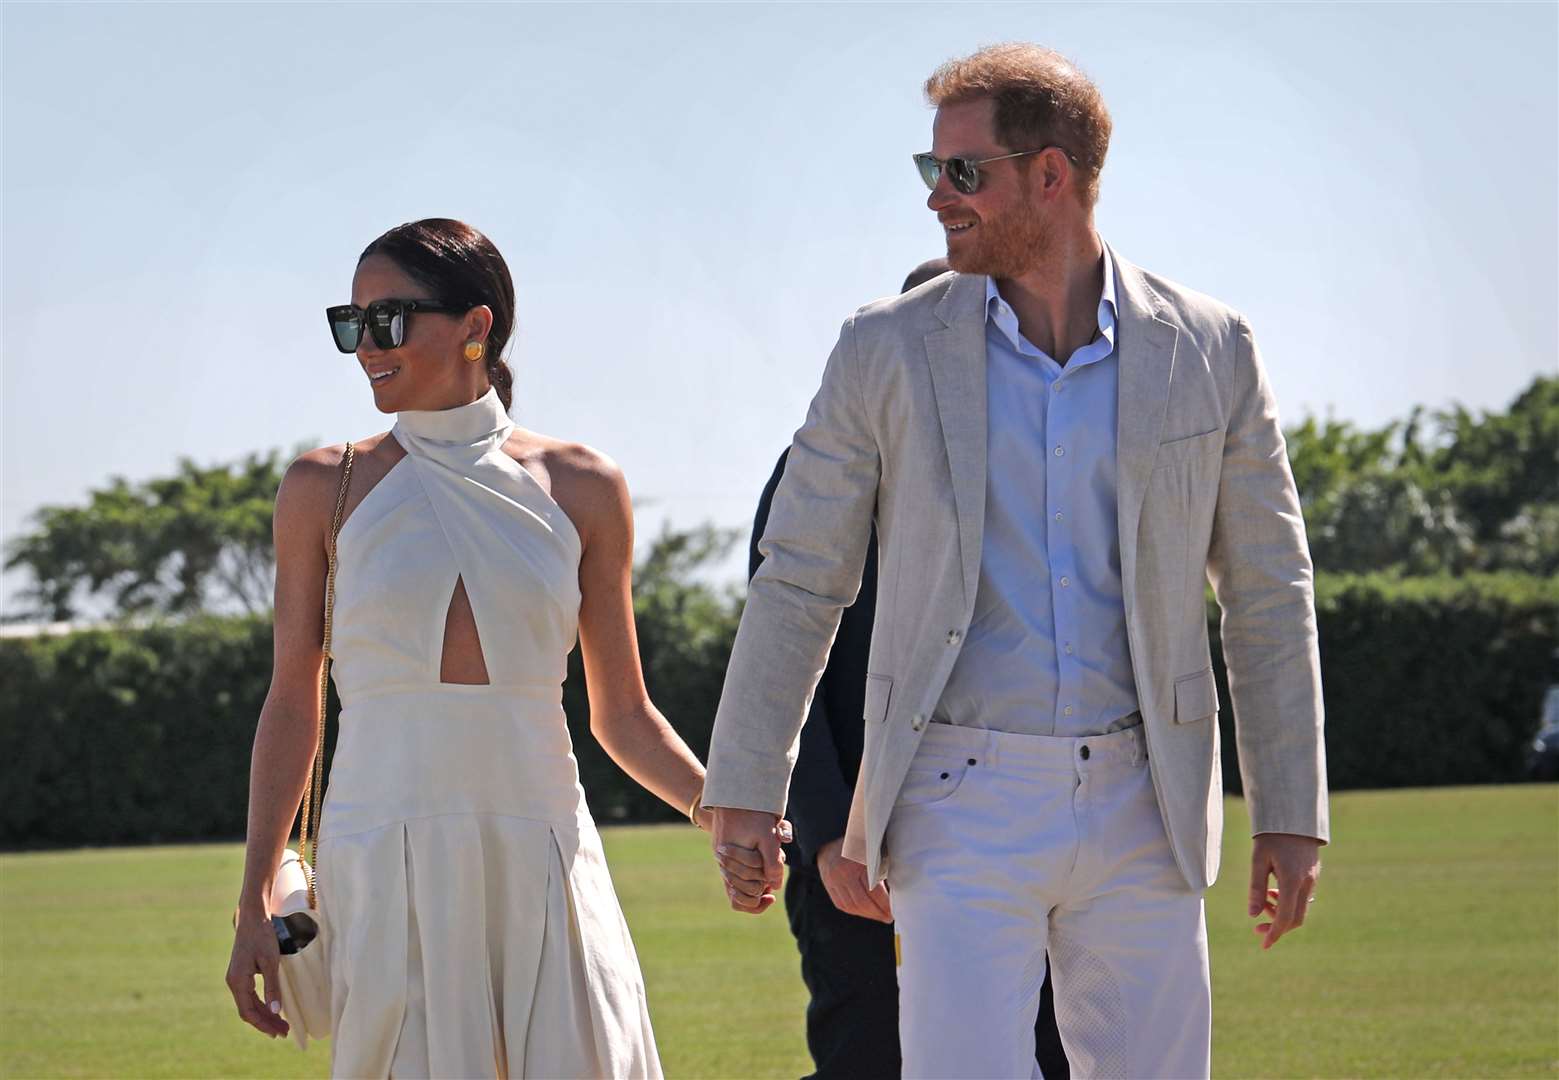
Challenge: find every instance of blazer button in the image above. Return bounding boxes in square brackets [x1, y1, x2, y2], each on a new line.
[911, 714, 926, 731]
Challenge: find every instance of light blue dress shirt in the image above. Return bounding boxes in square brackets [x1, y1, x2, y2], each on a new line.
[933, 246, 1141, 737]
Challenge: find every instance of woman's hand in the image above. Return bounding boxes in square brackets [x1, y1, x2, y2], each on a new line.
[226, 908, 290, 1039]
[712, 814, 793, 913]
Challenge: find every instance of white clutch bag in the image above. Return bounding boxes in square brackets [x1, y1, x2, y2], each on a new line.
[271, 848, 331, 1048]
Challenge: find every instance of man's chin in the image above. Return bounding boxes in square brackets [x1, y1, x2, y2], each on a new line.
[946, 240, 1020, 278]
[945, 246, 983, 275]
[948, 248, 1044, 280]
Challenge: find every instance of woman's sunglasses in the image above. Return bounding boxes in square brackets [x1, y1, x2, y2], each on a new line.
[912, 146, 1075, 195]
[324, 298, 471, 353]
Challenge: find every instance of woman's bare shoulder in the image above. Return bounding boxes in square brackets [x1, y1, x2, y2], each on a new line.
[503, 429, 629, 545]
[277, 432, 400, 531]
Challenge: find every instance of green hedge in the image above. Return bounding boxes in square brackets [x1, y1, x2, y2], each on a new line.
[1212, 573, 1559, 794]
[2, 573, 1554, 848]
[0, 615, 278, 848]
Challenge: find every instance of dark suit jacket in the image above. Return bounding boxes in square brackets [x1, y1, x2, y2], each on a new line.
[750, 448, 878, 872]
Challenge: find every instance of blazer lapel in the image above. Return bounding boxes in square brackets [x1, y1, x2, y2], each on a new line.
[925, 273, 989, 607]
[1113, 249, 1180, 595]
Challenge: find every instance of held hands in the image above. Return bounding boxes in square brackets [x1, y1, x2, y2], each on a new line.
[816, 837, 892, 923]
[1247, 832, 1322, 949]
[226, 907, 290, 1039]
[710, 807, 790, 914]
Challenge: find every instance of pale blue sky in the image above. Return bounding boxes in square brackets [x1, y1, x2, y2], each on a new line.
[3, 2, 1555, 613]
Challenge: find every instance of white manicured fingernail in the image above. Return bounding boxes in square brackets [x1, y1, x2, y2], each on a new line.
[268, 1001, 281, 1014]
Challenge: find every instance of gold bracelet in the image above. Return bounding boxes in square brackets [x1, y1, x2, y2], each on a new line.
[688, 785, 705, 830]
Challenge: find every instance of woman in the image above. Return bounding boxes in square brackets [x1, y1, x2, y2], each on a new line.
[225, 218, 733, 1077]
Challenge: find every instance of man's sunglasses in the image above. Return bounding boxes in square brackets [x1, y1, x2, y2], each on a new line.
[913, 146, 1076, 195]
[324, 298, 471, 353]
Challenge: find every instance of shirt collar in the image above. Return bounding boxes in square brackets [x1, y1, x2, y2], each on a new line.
[985, 243, 1118, 359]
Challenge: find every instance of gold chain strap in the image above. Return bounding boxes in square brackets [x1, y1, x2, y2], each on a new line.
[299, 442, 355, 910]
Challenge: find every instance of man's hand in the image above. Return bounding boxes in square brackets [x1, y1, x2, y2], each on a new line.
[1248, 832, 1322, 949]
[711, 807, 787, 915]
[816, 837, 891, 923]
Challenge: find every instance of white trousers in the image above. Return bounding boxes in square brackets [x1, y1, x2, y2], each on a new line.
[885, 722, 1211, 1080]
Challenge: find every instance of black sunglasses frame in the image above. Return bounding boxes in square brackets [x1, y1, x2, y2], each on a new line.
[325, 298, 473, 353]
[913, 146, 1077, 195]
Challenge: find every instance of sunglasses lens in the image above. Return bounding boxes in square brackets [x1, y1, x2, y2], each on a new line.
[367, 302, 405, 349]
[914, 154, 941, 191]
[327, 307, 362, 353]
[949, 158, 979, 194]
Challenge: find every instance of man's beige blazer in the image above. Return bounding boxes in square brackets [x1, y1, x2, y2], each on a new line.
[703, 249, 1328, 891]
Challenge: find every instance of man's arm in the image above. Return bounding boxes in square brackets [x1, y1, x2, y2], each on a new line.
[705, 314, 881, 908]
[1206, 314, 1328, 947]
[747, 449, 854, 870]
[742, 448, 889, 922]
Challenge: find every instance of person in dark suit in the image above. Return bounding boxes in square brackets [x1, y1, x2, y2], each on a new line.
[751, 258, 1069, 1080]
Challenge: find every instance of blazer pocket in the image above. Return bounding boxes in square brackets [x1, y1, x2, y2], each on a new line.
[1153, 429, 1223, 470]
[863, 673, 893, 724]
[1173, 667, 1218, 725]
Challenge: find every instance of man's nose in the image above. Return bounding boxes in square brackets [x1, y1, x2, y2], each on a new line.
[926, 171, 959, 213]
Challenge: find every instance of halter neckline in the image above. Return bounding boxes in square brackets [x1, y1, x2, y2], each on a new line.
[395, 387, 512, 446]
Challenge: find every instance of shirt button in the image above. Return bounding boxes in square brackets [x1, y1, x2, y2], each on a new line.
[1053, 383, 1063, 393]
[946, 629, 963, 644]
[1054, 511, 1063, 522]
[1065, 642, 1074, 655]
[1054, 446, 1065, 457]
[1064, 705, 1074, 716]
[1059, 576, 1070, 588]
[911, 714, 926, 731]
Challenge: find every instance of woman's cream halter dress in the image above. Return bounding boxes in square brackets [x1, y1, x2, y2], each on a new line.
[317, 388, 661, 1078]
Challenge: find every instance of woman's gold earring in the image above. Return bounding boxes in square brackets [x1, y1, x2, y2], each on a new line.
[464, 341, 485, 363]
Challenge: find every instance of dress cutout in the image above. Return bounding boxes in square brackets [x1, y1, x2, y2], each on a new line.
[440, 576, 489, 685]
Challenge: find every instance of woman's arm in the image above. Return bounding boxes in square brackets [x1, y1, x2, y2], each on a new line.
[224, 448, 339, 1039]
[558, 446, 712, 830]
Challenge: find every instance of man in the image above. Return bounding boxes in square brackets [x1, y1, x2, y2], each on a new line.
[753, 259, 1070, 1080]
[707, 43, 1327, 1078]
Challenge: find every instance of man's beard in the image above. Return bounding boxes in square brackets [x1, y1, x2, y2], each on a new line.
[946, 201, 1051, 279]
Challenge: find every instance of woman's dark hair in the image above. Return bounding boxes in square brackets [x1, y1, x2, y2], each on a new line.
[359, 218, 517, 410]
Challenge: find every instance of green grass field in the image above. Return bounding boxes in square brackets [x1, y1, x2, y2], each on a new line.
[3, 786, 1556, 1078]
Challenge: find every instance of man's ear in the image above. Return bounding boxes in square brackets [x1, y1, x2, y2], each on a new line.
[1041, 147, 1071, 200]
